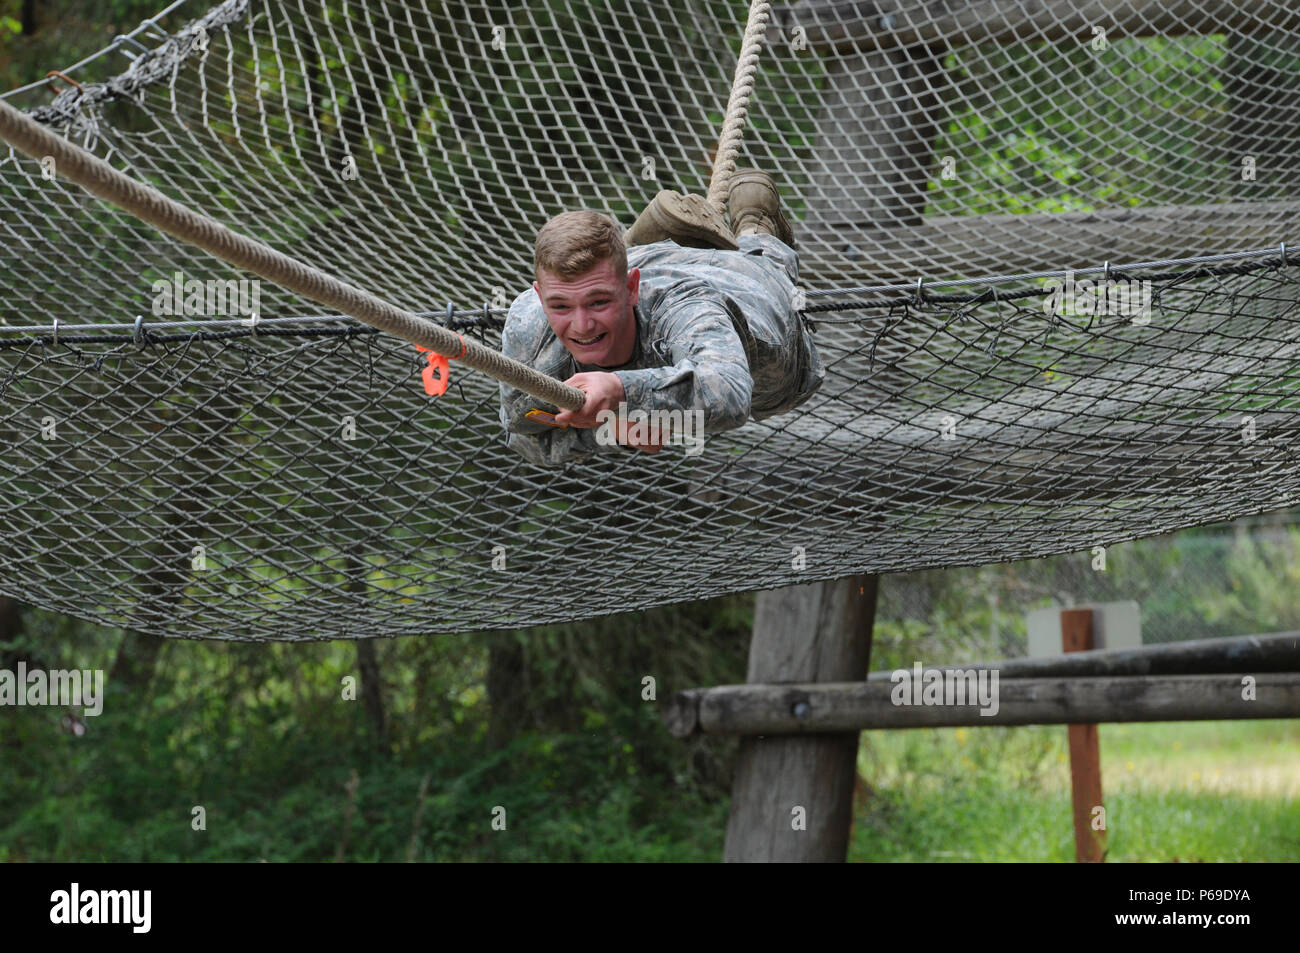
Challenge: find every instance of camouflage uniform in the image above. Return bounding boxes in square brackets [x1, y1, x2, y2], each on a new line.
[499, 233, 824, 466]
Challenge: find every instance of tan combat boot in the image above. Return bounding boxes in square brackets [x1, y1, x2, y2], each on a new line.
[727, 169, 794, 247]
[624, 189, 739, 250]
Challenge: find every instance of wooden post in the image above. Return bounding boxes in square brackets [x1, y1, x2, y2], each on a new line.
[723, 574, 877, 862]
[1061, 608, 1106, 863]
[799, 46, 942, 238]
[717, 11, 931, 862]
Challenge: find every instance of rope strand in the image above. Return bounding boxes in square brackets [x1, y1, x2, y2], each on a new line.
[0, 98, 586, 411]
[706, 0, 772, 213]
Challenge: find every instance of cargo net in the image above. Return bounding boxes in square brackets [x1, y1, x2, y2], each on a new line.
[1, 0, 1299, 639]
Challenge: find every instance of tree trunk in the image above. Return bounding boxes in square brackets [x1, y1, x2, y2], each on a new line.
[355, 638, 391, 755]
[486, 632, 529, 747]
[108, 629, 164, 691]
[0, 597, 29, 673]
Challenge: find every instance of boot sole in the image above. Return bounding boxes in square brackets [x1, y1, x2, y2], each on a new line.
[647, 191, 739, 250]
[627, 190, 738, 250]
[728, 172, 794, 246]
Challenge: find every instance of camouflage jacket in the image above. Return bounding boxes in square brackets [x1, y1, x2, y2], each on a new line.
[498, 233, 824, 466]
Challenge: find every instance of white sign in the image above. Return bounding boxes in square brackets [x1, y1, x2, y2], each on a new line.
[1026, 601, 1142, 657]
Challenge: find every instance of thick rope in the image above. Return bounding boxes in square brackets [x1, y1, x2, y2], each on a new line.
[706, 0, 772, 213]
[0, 98, 585, 411]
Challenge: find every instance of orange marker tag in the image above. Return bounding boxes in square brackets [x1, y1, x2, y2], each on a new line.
[525, 408, 569, 429]
[415, 345, 450, 396]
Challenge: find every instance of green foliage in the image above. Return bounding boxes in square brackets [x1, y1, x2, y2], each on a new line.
[0, 591, 747, 861]
[925, 34, 1242, 216]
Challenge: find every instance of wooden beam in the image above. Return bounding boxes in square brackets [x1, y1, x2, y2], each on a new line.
[665, 674, 1300, 736]
[863, 632, 1300, 681]
[803, 198, 1298, 286]
[772, 1, 1299, 51]
[721, 574, 878, 863]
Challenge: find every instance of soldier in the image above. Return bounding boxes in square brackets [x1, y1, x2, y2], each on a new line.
[499, 169, 824, 466]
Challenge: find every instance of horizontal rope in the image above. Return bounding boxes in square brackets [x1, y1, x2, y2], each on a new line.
[0, 309, 509, 336]
[803, 255, 1297, 319]
[805, 245, 1290, 298]
[0, 324, 381, 350]
[2, 253, 1290, 345]
[0, 97, 586, 411]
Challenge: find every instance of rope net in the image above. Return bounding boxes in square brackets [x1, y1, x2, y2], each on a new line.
[1, 0, 1298, 640]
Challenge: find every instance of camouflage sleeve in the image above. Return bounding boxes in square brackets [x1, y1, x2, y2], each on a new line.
[497, 390, 614, 467]
[497, 295, 625, 467]
[613, 300, 753, 432]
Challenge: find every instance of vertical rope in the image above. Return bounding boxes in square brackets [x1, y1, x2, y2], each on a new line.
[706, 0, 773, 214]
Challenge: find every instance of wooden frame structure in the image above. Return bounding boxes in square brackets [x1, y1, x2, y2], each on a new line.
[682, 1, 1300, 861]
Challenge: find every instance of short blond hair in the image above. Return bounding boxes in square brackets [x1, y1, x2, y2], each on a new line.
[534, 210, 627, 281]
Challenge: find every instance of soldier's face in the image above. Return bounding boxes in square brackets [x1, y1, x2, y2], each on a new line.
[535, 259, 639, 367]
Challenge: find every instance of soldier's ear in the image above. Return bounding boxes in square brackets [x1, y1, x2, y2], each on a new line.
[626, 268, 640, 304]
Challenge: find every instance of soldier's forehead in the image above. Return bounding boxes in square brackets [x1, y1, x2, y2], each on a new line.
[538, 267, 623, 295]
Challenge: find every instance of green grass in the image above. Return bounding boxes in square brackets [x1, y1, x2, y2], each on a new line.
[849, 720, 1300, 862]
